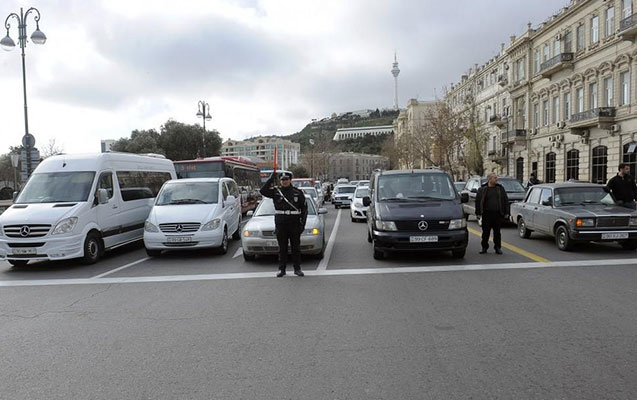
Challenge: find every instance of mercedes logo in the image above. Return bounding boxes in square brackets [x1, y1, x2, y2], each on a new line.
[20, 226, 31, 237]
[417, 221, 428, 231]
[176, 224, 183, 233]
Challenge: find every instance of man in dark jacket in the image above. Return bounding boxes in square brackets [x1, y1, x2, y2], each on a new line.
[475, 173, 509, 254]
[260, 172, 308, 277]
[607, 163, 637, 209]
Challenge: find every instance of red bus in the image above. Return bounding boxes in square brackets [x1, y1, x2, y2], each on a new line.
[174, 156, 261, 214]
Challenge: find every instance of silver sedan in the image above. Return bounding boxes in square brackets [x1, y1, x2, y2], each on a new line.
[241, 195, 327, 261]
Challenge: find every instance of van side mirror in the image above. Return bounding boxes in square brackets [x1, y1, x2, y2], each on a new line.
[12, 191, 18, 202]
[97, 189, 109, 205]
[362, 196, 371, 207]
[224, 195, 236, 207]
[603, 186, 610, 193]
[246, 210, 254, 217]
[461, 193, 469, 203]
[542, 198, 553, 207]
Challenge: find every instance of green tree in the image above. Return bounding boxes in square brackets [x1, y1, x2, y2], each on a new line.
[289, 164, 309, 178]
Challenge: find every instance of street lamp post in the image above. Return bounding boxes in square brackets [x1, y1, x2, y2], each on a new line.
[196, 100, 212, 158]
[2, 7, 46, 177]
[10, 154, 19, 192]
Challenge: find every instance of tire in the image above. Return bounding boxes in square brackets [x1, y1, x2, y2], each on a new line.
[518, 217, 532, 239]
[232, 218, 242, 241]
[335, 205, 339, 209]
[621, 239, 637, 250]
[81, 232, 103, 265]
[8, 260, 28, 267]
[451, 248, 466, 259]
[463, 212, 469, 221]
[373, 241, 385, 260]
[146, 249, 162, 257]
[555, 225, 573, 251]
[315, 244, 325, 260]
[243, 252, 256, 261]
[351, 217, 356, 222]
[218, 229, 229, 255]
[367, 228, 373, 243]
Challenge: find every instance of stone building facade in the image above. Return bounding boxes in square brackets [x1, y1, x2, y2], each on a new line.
[447, 0, 637, 184]
[221, 137, 300, 170]
[327, 152, 390, 181]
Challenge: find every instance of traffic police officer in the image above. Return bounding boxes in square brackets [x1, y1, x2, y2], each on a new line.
[260, 172, 308, 277]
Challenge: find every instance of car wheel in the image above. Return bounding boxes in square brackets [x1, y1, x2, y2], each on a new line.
[351, 217, 356, 222]
[8, 260, 28, 267]
[81, 232, 103, 265]
[518, 217, 532, 239]
[335, 205, 339, 209]
[373, 241, 385, 260]
[621, 239, 637, 250]
[367, 228, 373, 243]
[218, 229, 228, 255]
[232, 218, 242, 240]
[555, 225, 573, 251]
[463, 212, 469, 221]
[451, 248, 466, 259]
[146, 249, 162, 257]
[243, 251, 256, 261]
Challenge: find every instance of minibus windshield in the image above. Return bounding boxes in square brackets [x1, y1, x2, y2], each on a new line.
[16, 172, 96, 204]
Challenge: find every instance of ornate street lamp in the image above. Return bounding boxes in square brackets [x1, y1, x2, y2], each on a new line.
[196, 100, 212, 157]
[2, 7, 46, 177]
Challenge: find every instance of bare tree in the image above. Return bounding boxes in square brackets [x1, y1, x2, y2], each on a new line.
[41, 138, 64, 159]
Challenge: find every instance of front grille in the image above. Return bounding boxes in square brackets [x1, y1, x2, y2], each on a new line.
[4, 224, 51, 238]
[8, 243, 45, 248]
[394, 220, 450, 231]
[159, 223, 201, 233]
[162, 242, 199, 247]
[597, 217, 629, 228]
[261, 230, 276, 237]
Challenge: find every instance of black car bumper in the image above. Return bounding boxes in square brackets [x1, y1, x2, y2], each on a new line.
[570, 229, 637, 241]
[372, 229, 468, 252]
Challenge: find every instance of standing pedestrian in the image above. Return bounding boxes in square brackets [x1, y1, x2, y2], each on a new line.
[529, 172, 540, 186]
[606, 163, 637, 210]
[260, 172, 308, 277]
[475, 173, 509, 255]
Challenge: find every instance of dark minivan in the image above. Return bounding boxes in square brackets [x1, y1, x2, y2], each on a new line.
[363, 169, 469, 260]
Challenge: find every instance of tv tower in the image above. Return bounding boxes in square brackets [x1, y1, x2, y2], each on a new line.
[391, 52, 400, 110]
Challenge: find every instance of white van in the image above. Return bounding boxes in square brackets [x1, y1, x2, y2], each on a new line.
[0, 153, 176, 266]
[143, 178, 242, 256]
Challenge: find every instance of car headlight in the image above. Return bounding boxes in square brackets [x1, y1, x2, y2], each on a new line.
[575, 218, 595, 228]
[354, 202, 364, 208]
[144, 221, 159, 232]
[202, 219, 221, 231]
[243, 230, 259, 237]
[303, 228, 320, 235]
[51, 217, 78, 235]
[375, 220, 397, 231]
[448, 218, 467, 230]
[630, 217, 637, 226]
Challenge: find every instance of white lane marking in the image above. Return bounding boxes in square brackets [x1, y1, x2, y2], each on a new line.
[233, 247, 243, 259]
[4, 257, 637, 287]
[90, 257, 150, 279]
[317, 208, 342, 271]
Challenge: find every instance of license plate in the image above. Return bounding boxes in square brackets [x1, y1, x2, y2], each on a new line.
[409, 236, 438, 243]
[266, 240, 279, 247]
[166, 236, 192, 243]
[601, 233, 629, 240]
[12, 248, 36, 255]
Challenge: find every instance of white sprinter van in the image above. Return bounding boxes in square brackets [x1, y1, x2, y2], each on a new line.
[0, 153, 176, 267]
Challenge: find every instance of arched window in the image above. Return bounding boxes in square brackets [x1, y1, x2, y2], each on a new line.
[566, 149, 579, 181]
[545, 152, 556, 183]
[623, 142, 637, 177]
[516, 157, 524, 181]
[592, 146, 608, 184]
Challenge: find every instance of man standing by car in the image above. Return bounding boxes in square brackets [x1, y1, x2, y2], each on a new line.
[607, 163, 637, 210]
[476, 173, 509, 255]
[260, 172, 308, 277]
[529, 172, 540, 186]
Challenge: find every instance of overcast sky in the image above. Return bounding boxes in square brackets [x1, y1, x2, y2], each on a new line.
[0, 0, 570, 154]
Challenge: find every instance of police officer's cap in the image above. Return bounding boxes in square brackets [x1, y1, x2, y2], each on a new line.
[280, 172, 293, 180]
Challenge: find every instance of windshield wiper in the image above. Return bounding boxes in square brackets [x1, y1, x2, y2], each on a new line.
[406, 196, 443, 201]
[381, 197, 410, 202]
[169, 199, 207, 204]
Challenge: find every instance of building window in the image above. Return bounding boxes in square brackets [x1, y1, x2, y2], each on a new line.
[576, 87, 585, 112]
[543, 43, 550, 62]
[576, 24, 585, 51]
[589, 82, 598, 109]
[566, 149, 580, 181]
[564, 92, 571, 120]
[592, 15, 600, 43]
[623, 0, 633, 19]
[606, 7, 615, 37]
[621, 71, 631, 105]
[518, 59, 525, 80]
[552, 96, 560, 124]
[592, 146, 608, 184]
[534, 49, 540, 73]
[604, 77, 614, 107]
[554, 38, 561, 56]
[533, 103, 539, 128]
[624, 142, 637, 177]
[545, 152, 556, 183]
[542, 100, 549, 126]
[516, 157, 524, 182]
[564, 30, 573, 52]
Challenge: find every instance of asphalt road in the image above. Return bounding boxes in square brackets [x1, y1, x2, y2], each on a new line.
[2, 206, 637, 399]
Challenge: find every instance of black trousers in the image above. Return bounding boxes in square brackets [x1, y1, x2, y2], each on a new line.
[481, 211, 502, 250]
[276, 222, 302, 270]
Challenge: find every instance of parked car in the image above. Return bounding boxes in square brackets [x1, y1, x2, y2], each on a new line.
[292, 178, 315, 188]
[511, 182, 637, 251]
[0, 153, 176, 266]
[357, 180, 370, 187]
[350, 186, 370, 222]
[241, 195, 327, 260]
[350, 180, 360, 187]
[454, 181, 466, 192]
[300, 187, 323, 207]
[333, 185, 357, 208]
[337, 178, 349, 185]
[364, 168, 469, 260]
[143, 178, 242, 256]
[462, 176, 526, 221]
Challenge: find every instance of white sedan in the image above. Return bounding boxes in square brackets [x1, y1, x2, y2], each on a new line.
[350, 186, 369, 222]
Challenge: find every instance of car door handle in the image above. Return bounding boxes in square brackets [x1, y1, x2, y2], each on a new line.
[112, 205, 118, 209]
[534, 207, 538, 210]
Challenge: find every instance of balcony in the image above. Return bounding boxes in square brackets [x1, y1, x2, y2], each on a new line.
[489, 114, 507, 128]
[501, 129, 527, 144]
[538, 53, 574, 78]
[619, 14, 637, 41]
[487, 150, 507, 164]
[569, 107, 616, 133]
[498, 75, 508, 87]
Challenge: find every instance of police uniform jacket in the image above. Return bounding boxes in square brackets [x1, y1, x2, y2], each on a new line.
[260, 175, 308, 229]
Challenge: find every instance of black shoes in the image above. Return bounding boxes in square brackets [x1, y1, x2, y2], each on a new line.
[276, 269, 286, 278]
[294, 269, 305, 277]
[479, 249, 488, 254]
[495, 248, 503, 255]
